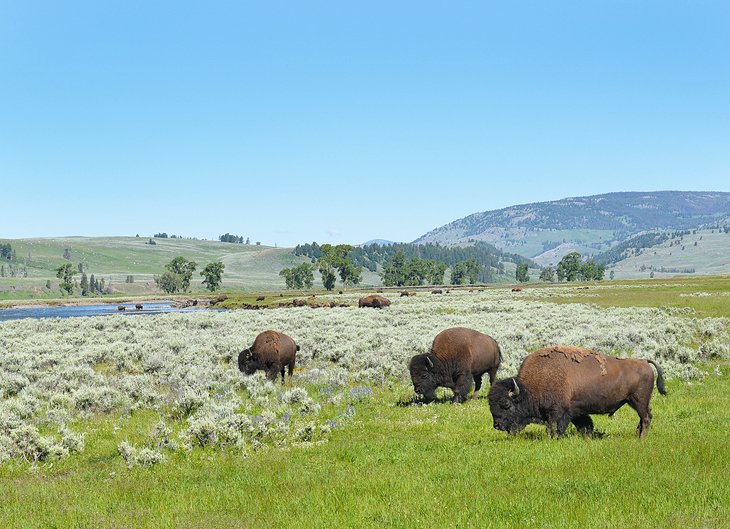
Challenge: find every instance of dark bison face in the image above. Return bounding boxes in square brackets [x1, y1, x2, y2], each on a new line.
[237, 348, 259, 375]
[408, 354, 439, 402]
[487, 378, 528, 434]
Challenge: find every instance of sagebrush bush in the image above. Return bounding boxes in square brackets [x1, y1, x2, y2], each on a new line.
[1, 286, 728, 466]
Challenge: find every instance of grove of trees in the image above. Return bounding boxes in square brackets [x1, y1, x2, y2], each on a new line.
[279, 263, 315, 289]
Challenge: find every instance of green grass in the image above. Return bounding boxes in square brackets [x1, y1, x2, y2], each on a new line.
[1, 368, 728, 528]
[524, 276, 730, 318]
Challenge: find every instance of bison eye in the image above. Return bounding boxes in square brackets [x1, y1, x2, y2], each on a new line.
[499, 399, 511, 410]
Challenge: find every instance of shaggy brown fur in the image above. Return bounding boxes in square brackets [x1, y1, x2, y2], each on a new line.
[358, 295, 391, 309]
[488, 345, 666, 438]
[409, 327, 502, 403]
[238, 330, 299, 383]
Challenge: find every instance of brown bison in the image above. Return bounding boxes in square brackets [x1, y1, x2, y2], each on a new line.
[256, 296, 265, 301]
[358, 295, 391, 309]
[488, 346, 667, 438]
[511, 288, 523, 292]
[117, 305, 125, 311]
[135, 304, 143, 310]
[431, 289, 443, 294]
[238, 330, 299, 383]
[409, 327, 502, 403]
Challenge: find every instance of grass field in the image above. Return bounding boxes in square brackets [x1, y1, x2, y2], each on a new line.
[522, 275, 730, 318]
[0, 237, 385, 298]
[1, 279, 729, 528]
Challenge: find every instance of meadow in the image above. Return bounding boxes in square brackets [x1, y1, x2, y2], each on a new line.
[1, 281, 729, 527]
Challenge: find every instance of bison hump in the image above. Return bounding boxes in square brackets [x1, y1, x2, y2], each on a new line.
[535, 346, 608, 376]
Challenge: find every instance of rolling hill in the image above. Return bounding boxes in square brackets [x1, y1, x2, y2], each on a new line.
[414, 191, 730, 260]
[0, 237, 364, 299]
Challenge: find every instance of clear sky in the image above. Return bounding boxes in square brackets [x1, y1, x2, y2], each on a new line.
[2, 1, 729, 246]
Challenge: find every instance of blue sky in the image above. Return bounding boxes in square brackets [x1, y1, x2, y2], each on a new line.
[2, 1, 729, 246]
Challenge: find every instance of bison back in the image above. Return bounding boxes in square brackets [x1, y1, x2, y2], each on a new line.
[519, 346, 656, 410]
[431, 327, 500, 373]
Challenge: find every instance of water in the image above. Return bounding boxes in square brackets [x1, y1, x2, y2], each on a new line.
[0, 302, 222, 322]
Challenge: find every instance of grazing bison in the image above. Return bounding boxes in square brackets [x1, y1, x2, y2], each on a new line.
[135, 304, 143, 310]
[431, 289, 443, 294]
[487, 346, 667, 438]
[117, 305, 125, 311]
[256, 296, 265, 301]
[238, 330, 299, 383]
[358, 295, 391, 309]
[409, 327, 502, 403]
[511, 288, 523, 292]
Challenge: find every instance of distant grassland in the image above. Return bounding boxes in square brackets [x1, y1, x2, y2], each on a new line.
[521, 275, 730, 318]
[0, 237, 381, 298]
[0, 237, 527, 300]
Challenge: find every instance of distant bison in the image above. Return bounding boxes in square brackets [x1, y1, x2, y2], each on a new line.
[292, 299, 307, 307]
[488, 346, 667, 438]
[400, 291, 416, 297]
[431, 289, 443, 294]
[135, 304, 143, 310]
[117, 306, 125, 311]
[511, 288, 522, 292]
[358, 295, 391, 309]
[409, 327, 502, 403]
[238, 330, 299, 383]
[256, 296, 265, 302]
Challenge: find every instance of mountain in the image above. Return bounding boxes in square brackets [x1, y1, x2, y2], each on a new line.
[414, 191, 730, 262]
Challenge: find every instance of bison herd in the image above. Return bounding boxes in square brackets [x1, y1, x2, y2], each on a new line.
[238, 294, 667, 439]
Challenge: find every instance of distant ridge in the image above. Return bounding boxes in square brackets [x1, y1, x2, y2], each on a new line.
[362, 239, 398, 246]
[414, 191, 730, 260]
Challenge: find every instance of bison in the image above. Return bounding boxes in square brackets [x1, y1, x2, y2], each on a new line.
[487, 346, 667, 438]
[237, 330, 299, 383]
[511, 288, 523, 292]
[431, 289, 443, 294]
[117, 305, 126, 311]
[135, 304, 143, 310]
[358, 295, 391, 309]
[256, 296, 265, 302]
[409, 327, 502, 403]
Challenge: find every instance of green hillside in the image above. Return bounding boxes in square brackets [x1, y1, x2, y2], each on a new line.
[607, 228, 730, 279]
[0, 237, 322, 299]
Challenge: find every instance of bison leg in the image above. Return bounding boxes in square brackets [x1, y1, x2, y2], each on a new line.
[265, 367, 280, 383]
[548, 412, 572, 438]
[571, 415, 594, 438]
[487, 366, 498, 386]
[628, 396, 652, 437]
[453, 374, 473, 403]
[471, 374, 483, 400]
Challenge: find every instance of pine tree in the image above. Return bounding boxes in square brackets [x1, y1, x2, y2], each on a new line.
[80, 273, 89, 296]
[90, 274, 96, 293]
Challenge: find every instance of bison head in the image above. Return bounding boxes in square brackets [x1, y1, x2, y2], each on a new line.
[487, 378, 530, 434]
[237, 348, 260, 375]
[408, 353, 443, 403]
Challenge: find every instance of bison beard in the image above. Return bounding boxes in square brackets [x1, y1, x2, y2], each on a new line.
[487, 346, 667, 438]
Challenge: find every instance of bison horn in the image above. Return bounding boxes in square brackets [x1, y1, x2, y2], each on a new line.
[425, 356, 434, 369]
[508, 378, 520, 397]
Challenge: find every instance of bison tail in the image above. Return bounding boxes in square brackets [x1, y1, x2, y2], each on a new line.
[647, 360, 667, 395]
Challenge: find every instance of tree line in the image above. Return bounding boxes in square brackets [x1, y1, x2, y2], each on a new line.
[294, 241, 534, 284]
